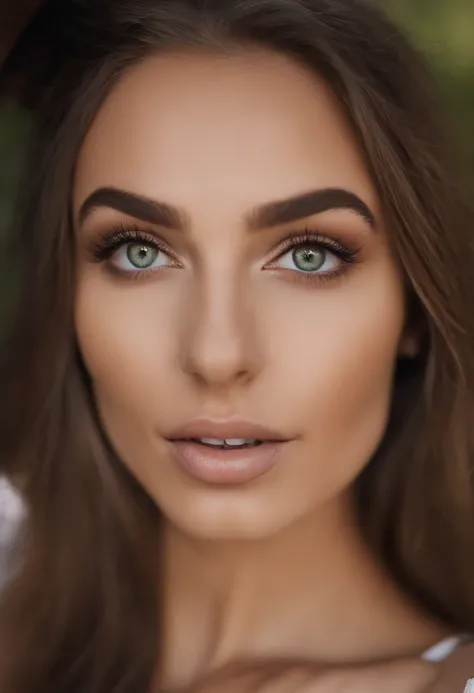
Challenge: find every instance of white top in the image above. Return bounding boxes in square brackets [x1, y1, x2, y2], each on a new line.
[422, 635, 470, 662]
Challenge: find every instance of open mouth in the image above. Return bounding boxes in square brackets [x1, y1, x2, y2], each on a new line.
[165, 419, 291, 484]
[188, 437, 263, 450]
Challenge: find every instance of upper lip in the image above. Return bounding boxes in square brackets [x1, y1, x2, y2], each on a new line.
[166, 418, 290, 442]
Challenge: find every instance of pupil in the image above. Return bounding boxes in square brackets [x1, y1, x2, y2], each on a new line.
[292, 246, 325, 272]
[127, 244, 158, 269]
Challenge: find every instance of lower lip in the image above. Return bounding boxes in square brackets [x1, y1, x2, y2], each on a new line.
[168, 440, 284, 485]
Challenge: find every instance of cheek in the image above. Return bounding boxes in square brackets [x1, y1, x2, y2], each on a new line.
[261, 270, 405, 497]
[271, 287, 402, 416]
[74, 273, 180, 439]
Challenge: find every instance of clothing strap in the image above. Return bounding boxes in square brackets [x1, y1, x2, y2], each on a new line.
[422, 635, 472, 663]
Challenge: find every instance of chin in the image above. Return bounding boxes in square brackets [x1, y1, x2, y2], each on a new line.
[157, 488, 299, 541]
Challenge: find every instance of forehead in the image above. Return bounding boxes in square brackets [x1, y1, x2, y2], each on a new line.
[74, 47, 379, 217]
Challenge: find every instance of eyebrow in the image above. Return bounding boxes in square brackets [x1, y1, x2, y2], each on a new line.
[78, 187, 187, 230]
[246, 188, 376, 231]
[78, 186, 376, 232]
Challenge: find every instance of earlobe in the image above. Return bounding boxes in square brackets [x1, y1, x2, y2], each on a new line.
[398, 333, 421, 359]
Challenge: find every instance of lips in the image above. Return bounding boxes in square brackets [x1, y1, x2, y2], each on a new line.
[166, 419, 288, 444]
[165, 418, 290, 485]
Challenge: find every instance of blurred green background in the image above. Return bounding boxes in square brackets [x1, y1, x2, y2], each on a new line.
[0, 0, 473, 234]
[387, 0, 474, 181]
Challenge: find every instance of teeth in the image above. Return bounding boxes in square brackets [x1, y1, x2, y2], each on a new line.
[199, 438, 226, 446]
[225, 438, 255, 446]
[196, 437, 259, 447]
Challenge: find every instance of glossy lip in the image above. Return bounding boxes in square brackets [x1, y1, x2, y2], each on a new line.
[165, 418, 292, 485]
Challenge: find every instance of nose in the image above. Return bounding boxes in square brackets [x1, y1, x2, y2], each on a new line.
[180, 270, 262, 390]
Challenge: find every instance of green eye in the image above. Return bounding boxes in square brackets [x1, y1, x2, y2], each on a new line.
[292, 246, 326, 272]
[126, 244, 159, 269]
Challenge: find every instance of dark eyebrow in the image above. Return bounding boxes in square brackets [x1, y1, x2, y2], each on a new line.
[78, 187, 187, 230]
[78, 185, 375, 234]
[247, 188, 376, 231]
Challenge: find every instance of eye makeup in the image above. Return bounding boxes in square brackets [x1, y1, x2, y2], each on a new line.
[85, 222, 362, 285]
[264, 230, 361, 285]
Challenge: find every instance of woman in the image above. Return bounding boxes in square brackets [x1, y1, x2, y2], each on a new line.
[0, 0, 473, 691]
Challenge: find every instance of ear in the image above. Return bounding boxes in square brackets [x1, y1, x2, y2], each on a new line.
[398, 329, 422, 359]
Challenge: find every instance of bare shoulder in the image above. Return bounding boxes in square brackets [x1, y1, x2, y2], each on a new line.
[428, 644, 474, 693]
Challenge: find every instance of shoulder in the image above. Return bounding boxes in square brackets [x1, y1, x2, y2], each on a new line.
[428, 644, 474, 693]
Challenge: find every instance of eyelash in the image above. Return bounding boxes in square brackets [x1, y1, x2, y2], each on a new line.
[265, 231, 360, 285]
[90, 224, 170, 261]
[88, 224, 361, 284]
[89, 224, 179, 278]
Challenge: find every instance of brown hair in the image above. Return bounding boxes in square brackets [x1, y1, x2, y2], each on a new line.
[0, 0, 473, 690]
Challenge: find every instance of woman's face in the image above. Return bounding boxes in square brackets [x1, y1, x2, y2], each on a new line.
[74, 48, 408, 539]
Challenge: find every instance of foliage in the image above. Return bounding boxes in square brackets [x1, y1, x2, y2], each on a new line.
[386, 0, 474, 179]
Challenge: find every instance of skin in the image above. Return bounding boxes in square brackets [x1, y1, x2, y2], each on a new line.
[178, 651, 474, 693]
[176, 657, 438, 693]
[73, 48, 453, 689]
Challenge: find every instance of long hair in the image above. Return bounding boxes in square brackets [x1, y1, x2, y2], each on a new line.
[0, 1, 473, 690]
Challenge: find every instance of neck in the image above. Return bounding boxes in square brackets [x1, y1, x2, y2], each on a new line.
[158, 496, 447, 689]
